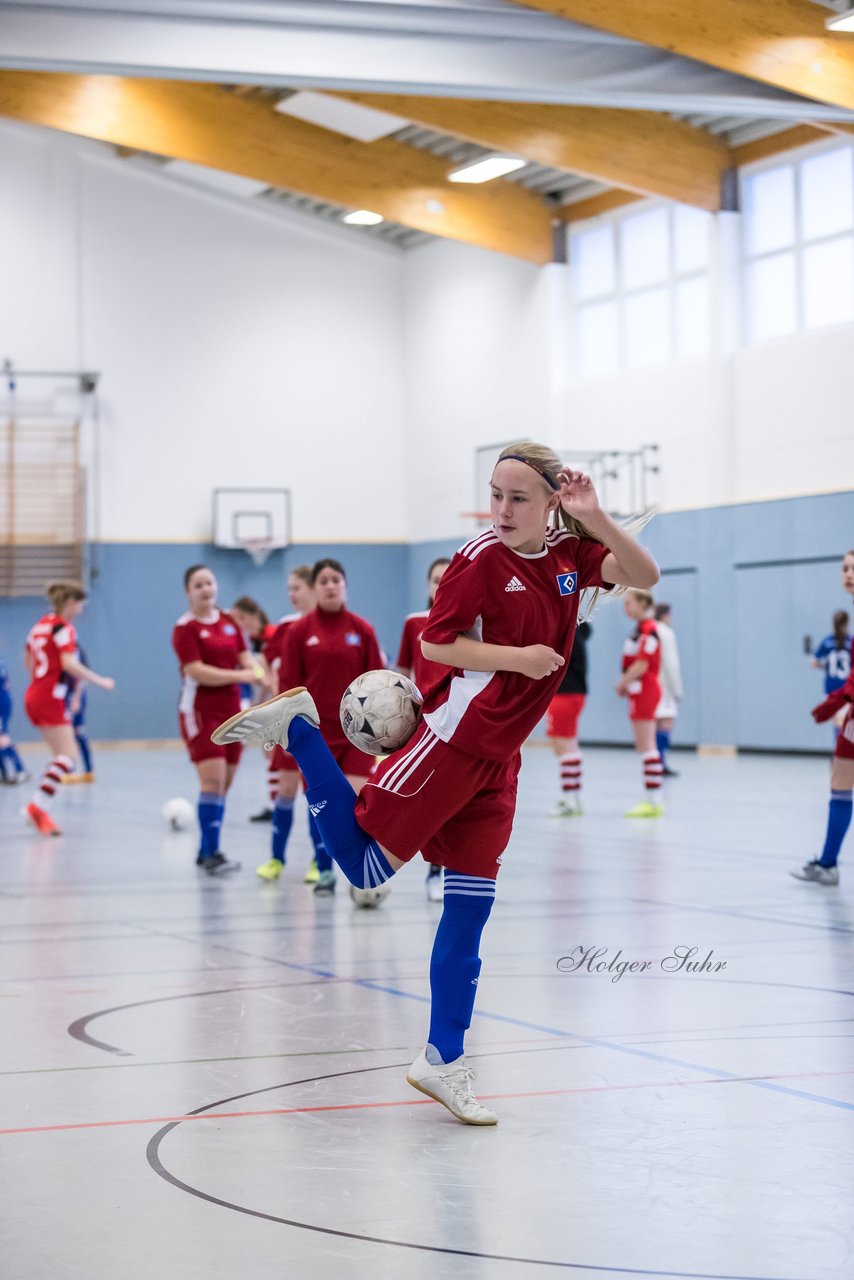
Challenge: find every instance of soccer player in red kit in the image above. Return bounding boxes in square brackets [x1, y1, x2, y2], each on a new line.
[255, 565, 329, 884]
[397, 556, 451, 901]
[275, 557, 384, 895]
[173, 565, 262, 874]
[793, 549, 854, 885]
[23, 580, 115, 835]
[213, 442, 659, 1124]
[616, 589, 664, 817]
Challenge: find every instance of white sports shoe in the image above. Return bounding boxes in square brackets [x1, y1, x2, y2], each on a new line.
[406, 1048, 498, 1126]
[790, 859, 839, 886]
[211, 687, 320, 751]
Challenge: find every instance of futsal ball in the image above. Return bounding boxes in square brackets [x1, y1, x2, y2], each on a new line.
[162, 797, 195, 831]
[350, 883, 391, 909]
[340, 670, 422, 756]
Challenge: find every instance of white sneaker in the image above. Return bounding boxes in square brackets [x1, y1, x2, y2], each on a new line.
[406, 1048, 497, 1125]
[790, 859, 839, 885]
[549, 798, 582, 817]
[211, 687, 320, 751]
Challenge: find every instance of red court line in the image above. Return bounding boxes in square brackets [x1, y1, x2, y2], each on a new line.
[2, 1067, 853, 1137]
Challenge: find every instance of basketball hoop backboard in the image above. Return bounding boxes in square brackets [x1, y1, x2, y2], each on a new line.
[212, 488, 291, 558]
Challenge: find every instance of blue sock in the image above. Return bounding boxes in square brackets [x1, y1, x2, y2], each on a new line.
[820, 789, 853, 867]
[656, 729, 670, 765]
[271, 796, 294, 863]
[287, 717, 392, 888]
[426, 871, 496, 1065]
[198, 792, 225, 858]
[308, 810, 333, 873]
[74, 729, 93, 774]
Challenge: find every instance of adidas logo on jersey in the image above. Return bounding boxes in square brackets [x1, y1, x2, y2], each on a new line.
[504, 576, 526, 593]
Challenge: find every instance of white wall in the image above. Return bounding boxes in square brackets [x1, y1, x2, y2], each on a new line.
[0, 120, 408, 544]
[3, 119, 853, 551]
[402, 238, 561, 543]
[401, 227, 854, 537]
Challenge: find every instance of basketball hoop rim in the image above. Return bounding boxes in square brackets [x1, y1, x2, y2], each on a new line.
[239, 536, 282, 567]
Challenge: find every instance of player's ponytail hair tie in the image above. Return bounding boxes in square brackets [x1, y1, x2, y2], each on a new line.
[499, 453, 560, 491]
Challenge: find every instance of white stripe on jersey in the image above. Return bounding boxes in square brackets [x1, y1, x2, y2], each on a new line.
[545, 529, 581, 545]
[179, 676, 200, 736]
[424, 668, 495, 743]
[460, 530, 499, 561]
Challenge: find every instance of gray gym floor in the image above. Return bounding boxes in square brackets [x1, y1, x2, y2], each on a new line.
[1, 744, 852, 1280]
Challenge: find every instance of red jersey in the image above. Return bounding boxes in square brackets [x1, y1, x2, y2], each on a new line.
[26, 613, 77, 702]
[263, 612, 301, 692]
[172, 610, 247, 720]
[280, 606, 383, 747]
[397, 611, 449, 699]
[420, 527, 610, 760]
[622, 618, 661, 695]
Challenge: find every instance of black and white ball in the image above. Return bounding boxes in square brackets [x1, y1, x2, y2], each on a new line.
[340, 669, 422, 756]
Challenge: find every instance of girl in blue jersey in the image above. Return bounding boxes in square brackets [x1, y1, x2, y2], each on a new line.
[0, 659, 29, 784]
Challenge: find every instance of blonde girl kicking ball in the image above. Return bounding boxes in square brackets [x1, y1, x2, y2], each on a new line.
[213, 444, 658, 1124]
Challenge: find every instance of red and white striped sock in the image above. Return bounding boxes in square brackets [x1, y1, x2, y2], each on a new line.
[560, 753, 582, 796]
[643, 751, 663, 799]
[31, 755, 74, 811]
[267, 766, 279, 808]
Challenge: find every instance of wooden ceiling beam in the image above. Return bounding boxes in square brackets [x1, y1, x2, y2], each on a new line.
[560, 125, 836, 223]
[0, 72, 555, 263]
[515, 0, 854, 114]
[342, 93, 731, 211]
[729, 124, 829, 166]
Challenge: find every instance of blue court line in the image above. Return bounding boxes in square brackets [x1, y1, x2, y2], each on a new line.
[632, 895, 854, 936]
[347, 975, 854, 1114]
[95, 926, 854, 1115]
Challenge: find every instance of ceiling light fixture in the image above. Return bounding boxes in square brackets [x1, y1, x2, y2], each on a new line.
[342, 209, 384, 226]
[447, 156, 527, 184]
[826, 5, 854, 30]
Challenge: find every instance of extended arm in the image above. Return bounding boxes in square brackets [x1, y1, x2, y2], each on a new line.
[60, 652, 114, 691]
[556, 470, 659, 590]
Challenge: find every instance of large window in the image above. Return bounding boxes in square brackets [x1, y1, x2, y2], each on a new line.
[571, 204, 712, 380]
[742, 144, 854, 341]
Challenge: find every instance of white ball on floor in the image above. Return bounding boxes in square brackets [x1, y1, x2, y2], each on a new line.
[162, 797, 195, 830]
[349, 883, 391, 909]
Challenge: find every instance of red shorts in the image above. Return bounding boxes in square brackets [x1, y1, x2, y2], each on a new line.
[25, 686, 70, 728]
[546, 693, 586, 739]
[355, 721, 521, 880]
[628, 679, 661, 722]
[179, 710, 242, 766]
[835, 706, 854, 761]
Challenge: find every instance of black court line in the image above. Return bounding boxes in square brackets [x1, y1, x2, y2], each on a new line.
[66, 978, 335, 1056]
[145, 1059, 818, 1280]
